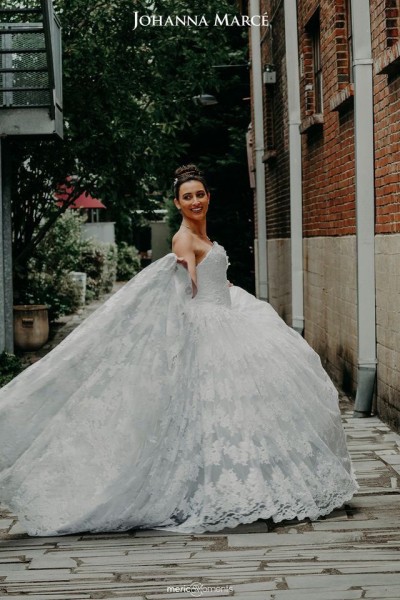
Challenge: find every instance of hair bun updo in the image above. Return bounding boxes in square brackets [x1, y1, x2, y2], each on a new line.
[173, 163, 209, 197]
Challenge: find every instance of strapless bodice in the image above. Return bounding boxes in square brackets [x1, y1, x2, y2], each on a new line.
[193, 242, 231, 307]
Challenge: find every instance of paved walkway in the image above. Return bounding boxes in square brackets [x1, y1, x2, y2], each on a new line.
[1, 288, 400, 598]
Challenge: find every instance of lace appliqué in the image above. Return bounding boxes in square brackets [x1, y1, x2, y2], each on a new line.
[0, 243, 358, 536]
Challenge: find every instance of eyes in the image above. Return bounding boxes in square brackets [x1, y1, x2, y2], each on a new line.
[181, 191, 206, 201]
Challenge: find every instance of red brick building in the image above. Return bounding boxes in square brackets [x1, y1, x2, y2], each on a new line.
[247, 0, 400, 430]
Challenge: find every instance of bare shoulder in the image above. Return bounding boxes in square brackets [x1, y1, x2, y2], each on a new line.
[172, 230, 195, 255]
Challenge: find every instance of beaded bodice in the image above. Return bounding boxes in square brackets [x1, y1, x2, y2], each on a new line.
[194, 242, 231, 307]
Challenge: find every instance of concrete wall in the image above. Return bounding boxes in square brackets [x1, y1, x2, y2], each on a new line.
[267, 238, 291, 324]
[303, 236, 358, 395]
[82, 222, 115, 245]
[150, 221, 170, 262]
[375, 234, 400, 431]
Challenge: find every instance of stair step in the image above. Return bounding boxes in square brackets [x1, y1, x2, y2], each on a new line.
[0, 48, 46, 54]
[0, 27, 44, 35]
[0, 67, 47, 73]
[1, 86, 50, 92]
[0, 9, 42, 15]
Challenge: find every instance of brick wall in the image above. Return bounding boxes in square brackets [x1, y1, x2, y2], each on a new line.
[298, 0, 356, 237]
[371, 1, 400, 429]
[371, 0, 400, 235]
[261, 0, 290, 241]
[249, 1, 400, 429]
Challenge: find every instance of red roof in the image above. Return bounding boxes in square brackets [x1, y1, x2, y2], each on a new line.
[55, 183, 106, 209]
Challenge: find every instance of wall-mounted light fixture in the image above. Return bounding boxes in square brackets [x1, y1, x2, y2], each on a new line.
[192, 94, 218, 107]
[263, 64, 276, 85]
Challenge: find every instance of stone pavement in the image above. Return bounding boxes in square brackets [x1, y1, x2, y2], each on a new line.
[1, 394, 400, 599]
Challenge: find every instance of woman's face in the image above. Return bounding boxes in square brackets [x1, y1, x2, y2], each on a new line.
[174, 180, 210, 221]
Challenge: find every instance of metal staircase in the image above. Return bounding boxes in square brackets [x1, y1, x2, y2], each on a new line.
[0, 0, 62, 136]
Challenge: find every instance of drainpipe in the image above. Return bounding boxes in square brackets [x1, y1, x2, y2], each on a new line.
[0, 139, 14, 354]
[284, 0, 304, 335]
[250, 0, 268, 301]
[351, 0, 377, 417]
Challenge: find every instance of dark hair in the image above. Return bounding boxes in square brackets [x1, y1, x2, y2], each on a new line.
[173, 163, 209, 198]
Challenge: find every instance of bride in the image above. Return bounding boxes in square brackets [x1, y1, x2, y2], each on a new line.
[0, 164, 358, 536]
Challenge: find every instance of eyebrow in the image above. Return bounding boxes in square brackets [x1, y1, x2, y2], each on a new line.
[183, 190, 205, 196]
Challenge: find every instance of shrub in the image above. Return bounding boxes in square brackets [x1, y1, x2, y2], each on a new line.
[21, 268, 82, 322]
[15, 212, 86, 321]
[78, 239, 118, 302]
[32, 211, 85, 274]
[15, 212, 118, 318]
[0, 352, 24, 388]
[104, 243, 118, 292]
[117, 242, 141, 280]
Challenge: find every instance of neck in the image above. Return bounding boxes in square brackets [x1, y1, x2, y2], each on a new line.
[181, 219, 208, 238]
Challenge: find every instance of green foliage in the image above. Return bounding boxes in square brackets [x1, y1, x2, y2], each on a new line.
[0, 352, 24, 388]
[78, 240, 118, 302]
[7, 0, 253, 290]
[117, 242, 141, 281]
[20, 270, 83, 322]
[14, 211, 117, 320]
[29, 211, 86, 275]
[14, 211, 87, 321]
[9, 0, 239, 267]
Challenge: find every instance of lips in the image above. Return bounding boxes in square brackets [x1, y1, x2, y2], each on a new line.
[191, 207, 202, 213]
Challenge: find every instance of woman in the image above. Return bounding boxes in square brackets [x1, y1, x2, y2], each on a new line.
[0, 164, 358, 536]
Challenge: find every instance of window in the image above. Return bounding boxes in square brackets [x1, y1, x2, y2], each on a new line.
[265, 86, 276, 150]
[305, 9, 323, 115]
[311, 18, 323, 113]
[386, 0, 400, 48]
[345, 0, 353, 83]
[374, 0, 400, 76]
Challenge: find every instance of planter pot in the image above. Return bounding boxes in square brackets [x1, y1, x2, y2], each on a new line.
[13, 304, 49, 351]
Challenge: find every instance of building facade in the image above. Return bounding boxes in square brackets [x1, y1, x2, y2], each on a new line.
[248, 0, 400, 430]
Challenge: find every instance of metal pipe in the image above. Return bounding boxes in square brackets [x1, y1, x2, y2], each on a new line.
[284, 0, 304, 334]
[250, 0, 268, 301]
[0, 138, 14, 354]
[350, 0, 377, 417]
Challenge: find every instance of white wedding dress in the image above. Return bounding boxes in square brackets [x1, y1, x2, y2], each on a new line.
[0, 241, 358, 536]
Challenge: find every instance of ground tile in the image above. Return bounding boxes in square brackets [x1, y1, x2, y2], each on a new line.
[265, 591, 363, 599]
[285, 573, 400, 589]
[363, 586, 400, 598]
[227, 531, 364, 547]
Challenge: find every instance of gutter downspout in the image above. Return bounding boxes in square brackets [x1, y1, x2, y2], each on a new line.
[250, 0, 268, 301]
[283, 0, 304, 334]
[351, 0, 377, 417]
[0, 139, 14, 354]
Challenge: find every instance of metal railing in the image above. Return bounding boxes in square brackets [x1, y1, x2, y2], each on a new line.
[0, 0, 62, 136]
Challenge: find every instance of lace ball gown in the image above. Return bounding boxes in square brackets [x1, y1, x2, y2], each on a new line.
[0, 241, 358, 536]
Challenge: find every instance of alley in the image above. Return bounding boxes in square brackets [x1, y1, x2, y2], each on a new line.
[1, 394, 399, 599]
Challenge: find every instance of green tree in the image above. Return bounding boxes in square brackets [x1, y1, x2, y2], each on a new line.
[8, 0, 242, 273]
